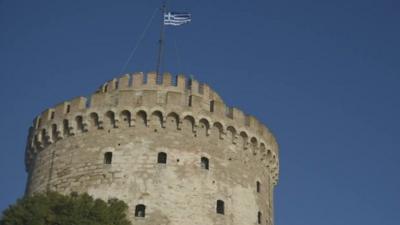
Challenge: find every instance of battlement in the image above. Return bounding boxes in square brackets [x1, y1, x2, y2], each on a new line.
[26, 72, 279, 184]
[96, 72, 223, 102]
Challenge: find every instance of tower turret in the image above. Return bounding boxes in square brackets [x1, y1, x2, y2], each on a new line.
[25, 72, 279, 225]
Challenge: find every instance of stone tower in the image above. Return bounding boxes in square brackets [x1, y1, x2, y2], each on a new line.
[25, 72, 279, 225]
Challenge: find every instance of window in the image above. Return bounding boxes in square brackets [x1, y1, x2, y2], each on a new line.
[66, 104, 71, 113]
[157, 152, 167, 164]
[115, 80, 119, 89]
[51, 111, 55, 119]
[63, 119, 70, 136]
[135, 204, 146, 217]
[201, 157, 209, 170]
[76, 116, 84, 132]
[105, 111, 116, 128]
[188, 95, 193, 107]
[257, 181, 261, 193]
[258, 211, 262, 224]
[51, 124, 57, 139]
[90, 113, 100, 128]
[216, 200, 224, 215]
[120, 110, 131, 127]
[41, 129, 47, 143]
[104, 152, 112, 164]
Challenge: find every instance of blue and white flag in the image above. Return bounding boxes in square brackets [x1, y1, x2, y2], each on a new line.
[164, 12, 191, 26]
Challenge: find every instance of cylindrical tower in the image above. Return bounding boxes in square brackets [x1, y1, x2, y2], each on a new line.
[25, 72, 279, 225]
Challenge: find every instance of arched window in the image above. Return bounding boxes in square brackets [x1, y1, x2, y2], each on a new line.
[120, 110, 131, 127]
[157, 152, 167, 164]
[226, 126, 236, 144]
[135, 204, 146, 217]
[90, 112, 100, 129]
[151, 111, 163, 129]
[257, 181, 261, 193]
[166, 112, 179, 130]
[212, 122, 224, 140]
[182, 116, 194, 132]
[105, 111, 116, 128]
[136, 111, 147, 128]
[104, 152, 112, 164]
[240, 131, 248, 149]
[201, 157, 209, 170]
[258, 211, 262, 224]
[198, 119, 210, 137]
[216, 200, 224, 215]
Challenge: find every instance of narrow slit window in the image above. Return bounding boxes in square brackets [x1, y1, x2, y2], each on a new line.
[66, 104, 71, 113]
[201, 157, 209, 170]
[258, 211, 262, 224]
[51, 124, 57, 139]
[63, 119, 70, 136]
[104, 152, 112, 164]
[188, 95, 193, 107]
[216, 200, 224, 215]
[115, 80, 119, 89]
[257, 181, 261, 193]
[41, 129, 47, 143]
[76, 116, 84, 132]
[135, 204, 146, 217]
[157, 152, 167, 164]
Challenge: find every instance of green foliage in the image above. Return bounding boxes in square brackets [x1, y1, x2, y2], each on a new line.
[0, 192, 132, 225]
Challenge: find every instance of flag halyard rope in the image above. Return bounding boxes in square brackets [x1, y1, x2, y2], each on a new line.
[120, 7, 158, 74]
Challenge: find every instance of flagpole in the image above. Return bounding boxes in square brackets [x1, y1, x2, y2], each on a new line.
[156, 0, 167, 76]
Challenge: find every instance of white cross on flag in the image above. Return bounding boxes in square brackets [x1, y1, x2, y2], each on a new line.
[164, 12, 192, 26]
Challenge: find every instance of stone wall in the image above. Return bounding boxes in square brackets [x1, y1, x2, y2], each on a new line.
[25, 72, 279, 225]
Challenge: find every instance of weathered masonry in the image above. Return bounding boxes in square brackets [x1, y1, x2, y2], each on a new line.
[25, 72, 280, 225]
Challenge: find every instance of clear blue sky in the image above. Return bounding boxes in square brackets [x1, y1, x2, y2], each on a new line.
[1, 0, 399, 224]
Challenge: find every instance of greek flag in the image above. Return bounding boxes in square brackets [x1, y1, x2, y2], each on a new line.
[164, 12, 191, 26]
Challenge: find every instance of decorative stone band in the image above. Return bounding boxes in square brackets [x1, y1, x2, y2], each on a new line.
[25, 72, 279, 185]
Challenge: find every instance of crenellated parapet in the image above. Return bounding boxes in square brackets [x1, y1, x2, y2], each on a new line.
[25, 72, 279, 185]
